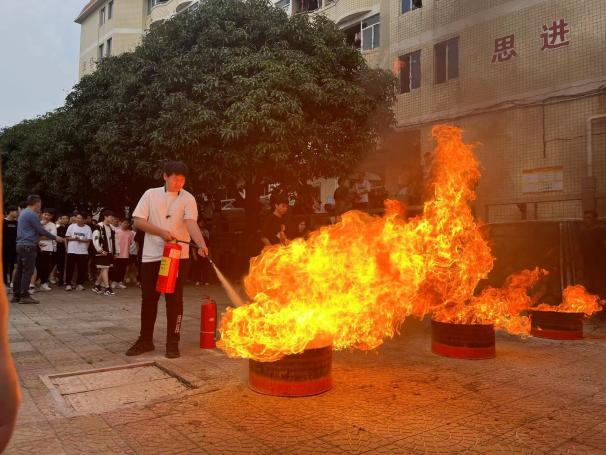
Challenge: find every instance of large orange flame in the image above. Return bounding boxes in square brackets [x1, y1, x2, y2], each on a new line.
[218, 125, 603, 361]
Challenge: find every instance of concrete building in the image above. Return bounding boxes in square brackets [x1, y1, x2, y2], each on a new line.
[310, 0, 606, 221]
[76, 0, 200, 78]
[76, 0, 606, 220]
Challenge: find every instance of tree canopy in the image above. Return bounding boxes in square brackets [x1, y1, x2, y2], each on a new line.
[1, 0, 395, 210]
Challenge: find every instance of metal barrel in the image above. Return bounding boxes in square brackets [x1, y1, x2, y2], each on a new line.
[248, 345, 332, 397]
[529, 310, 584, 340]
[431, 319, 496, 359]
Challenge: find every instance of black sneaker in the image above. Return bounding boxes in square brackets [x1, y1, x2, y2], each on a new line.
[125, 338, 155, 356]
[19, 296, 40, 304]
[92, 285, 103, 294]
[104, 288, 115, 296]
[165, 343, 180, 359]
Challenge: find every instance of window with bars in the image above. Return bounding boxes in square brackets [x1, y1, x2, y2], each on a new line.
[361, 14, 380, 51]
[98, 43, 104, 61]
[108, 1, 114, 20]
[106, 38, 112, 57]
[399, 50, 421, 93]
[435, 37, 459, 84]
[99, 7, 106, 26]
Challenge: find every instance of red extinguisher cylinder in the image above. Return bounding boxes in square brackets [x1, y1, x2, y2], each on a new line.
[200, 298, 217, 349]
[156, 243, 182, 294]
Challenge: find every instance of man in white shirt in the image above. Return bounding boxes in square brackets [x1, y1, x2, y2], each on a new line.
[126, 161, 208, 359]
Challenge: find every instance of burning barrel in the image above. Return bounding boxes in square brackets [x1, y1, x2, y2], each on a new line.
[248, 345, 332, 397]
[529, 310, 584, 340]
[431, 319, 495, 359]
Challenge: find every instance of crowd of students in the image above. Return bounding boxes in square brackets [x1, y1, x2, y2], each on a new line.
[2, 203, 142, 302]
[2, 201, 214, 305]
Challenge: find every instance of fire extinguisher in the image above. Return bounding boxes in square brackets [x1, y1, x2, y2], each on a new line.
[200, 296, 217, 349]
[156, 242, 182, 294]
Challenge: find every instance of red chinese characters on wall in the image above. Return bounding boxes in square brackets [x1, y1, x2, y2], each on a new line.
[492, 34, 517, 63]
[540, 19, 570, 50]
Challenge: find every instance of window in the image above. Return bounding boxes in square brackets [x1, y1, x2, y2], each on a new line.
[108, 1, 114, 20]
[98, 43, 104, 61]
[361, 14, 380, 50]
[106, 38, 112, 57]
[401, 0, 418, 14]
[99, 7, 106, 26]
[148, 0, 168, 12]
[434, 37, 459, 84]
[399, 51, 421, 93]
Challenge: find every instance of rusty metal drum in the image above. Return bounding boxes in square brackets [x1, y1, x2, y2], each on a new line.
[248, 345, 332, 397]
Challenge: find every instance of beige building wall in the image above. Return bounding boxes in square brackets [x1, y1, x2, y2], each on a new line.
[319, 0, 606, 221]
[77, 0, 198, 78]
[77, 0, 148, 78]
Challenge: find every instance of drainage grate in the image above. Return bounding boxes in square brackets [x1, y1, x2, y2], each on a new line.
[43, 362, 193, 415]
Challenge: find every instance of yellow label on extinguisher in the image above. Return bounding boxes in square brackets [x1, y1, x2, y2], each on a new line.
[158, 257, 171, 276]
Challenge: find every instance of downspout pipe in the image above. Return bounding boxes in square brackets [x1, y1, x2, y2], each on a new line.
[587, 114, 606, 177]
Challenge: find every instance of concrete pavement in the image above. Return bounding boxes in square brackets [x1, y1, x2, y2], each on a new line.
[5, 284, 606, 454]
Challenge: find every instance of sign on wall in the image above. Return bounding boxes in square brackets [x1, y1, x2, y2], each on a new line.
[522, 166, 564, 194]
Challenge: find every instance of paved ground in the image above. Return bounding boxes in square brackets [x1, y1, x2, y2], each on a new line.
[5, 284, 606, 454]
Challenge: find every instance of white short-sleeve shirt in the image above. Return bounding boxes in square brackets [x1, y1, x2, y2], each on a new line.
[66, 223, 93, 255]
[132, 186, 198, 263]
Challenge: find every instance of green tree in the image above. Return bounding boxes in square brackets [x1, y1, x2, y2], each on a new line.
[2, 0, 395, 215]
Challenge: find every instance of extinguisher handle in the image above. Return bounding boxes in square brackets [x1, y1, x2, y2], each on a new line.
[176, 239, 214, 264]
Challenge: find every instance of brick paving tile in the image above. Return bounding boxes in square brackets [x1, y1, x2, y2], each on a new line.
[571, 420, 606, 450]
[6, 422, 57, 446]
[390, 422, 493, 454]
[4, 437, 66, 455]
[114, 417, 199, 453]
[318, 425, 395, 454]
[549, 440, 606, 455]
[165, 412, 272, 454]
[281, 438, 348, 454]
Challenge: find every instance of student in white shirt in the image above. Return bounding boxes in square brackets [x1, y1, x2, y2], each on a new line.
[65, 212, 93, 291]
[125, 161, 208, 359]
[37, 208, 57, 291]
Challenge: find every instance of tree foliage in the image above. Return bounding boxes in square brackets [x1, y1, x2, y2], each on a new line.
[1, 0, 395, 209]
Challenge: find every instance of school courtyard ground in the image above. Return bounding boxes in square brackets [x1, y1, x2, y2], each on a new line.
[5, 285, 606, 454]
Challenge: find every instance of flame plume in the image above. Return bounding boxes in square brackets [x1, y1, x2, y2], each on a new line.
[218, 125, 603, 361]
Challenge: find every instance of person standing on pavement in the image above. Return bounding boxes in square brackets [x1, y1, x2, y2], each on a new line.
[11, 195, 65, 304]
[2, 205, 18, 289]
[54, 214, 70, 286]
[126, 161, 208, 359]
[112, 219, 134, 289]
[64, 212, 92, 291]
[37, 208, 57, 292]
[92, 210, 117, 296]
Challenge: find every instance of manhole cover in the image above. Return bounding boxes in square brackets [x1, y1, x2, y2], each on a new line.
[43, 362, 192, 415]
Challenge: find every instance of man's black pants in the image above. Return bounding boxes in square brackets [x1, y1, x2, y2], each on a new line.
[37, 251, 55, 284]
[65, 253, 89, 286]
[55, 247, 66, 285]
[140, 260, 189, 345]
[13, 245, 37, 298]
[2, 254, 16, 285]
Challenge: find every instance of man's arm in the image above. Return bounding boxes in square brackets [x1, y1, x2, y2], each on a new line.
[28, 213, 59, 241]
[185, 219, 208, 257]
